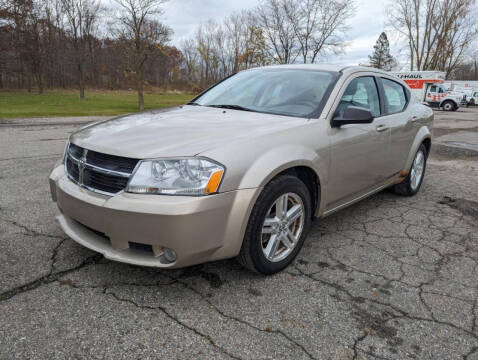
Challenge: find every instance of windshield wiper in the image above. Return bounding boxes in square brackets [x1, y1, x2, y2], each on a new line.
[208, 104, 257, 112]
[187, 102, 201, 106]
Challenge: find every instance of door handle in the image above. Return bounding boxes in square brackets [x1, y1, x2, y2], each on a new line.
[411, 116, 419, 122]
[376, 124, 388, 132]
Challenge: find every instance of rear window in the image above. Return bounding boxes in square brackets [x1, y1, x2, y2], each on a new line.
[382, 78, 408, 114]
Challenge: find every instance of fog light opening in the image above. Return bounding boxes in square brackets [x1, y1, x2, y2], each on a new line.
[162, 248, 177, 263]
[152, 245, 165, 258]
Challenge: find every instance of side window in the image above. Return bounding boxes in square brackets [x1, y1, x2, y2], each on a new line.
[429, 86, 437, 93]
[336, 77, 380, 118]
[438, 87, 444, 94]
[474, 92, 478, 97]
[381, 78, 407, 114]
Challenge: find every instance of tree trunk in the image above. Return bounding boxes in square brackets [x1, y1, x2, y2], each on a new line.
[27, 71, 32, 93]
[137, 61, 144, 111]
[79, 62, 85, 100]
[37, 73, 44, 94]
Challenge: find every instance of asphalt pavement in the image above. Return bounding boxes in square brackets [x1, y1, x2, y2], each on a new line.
[1, 107, 477, 360]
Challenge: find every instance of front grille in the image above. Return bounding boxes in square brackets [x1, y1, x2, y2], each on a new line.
[65, 143, 139, 195]
[87, 150, 138, 173]
[66, 157, 79, 182]
[84, 168, 130, 194]
[69, 143, 84, 159]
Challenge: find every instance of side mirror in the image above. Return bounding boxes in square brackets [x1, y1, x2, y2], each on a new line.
[331, 106, 374, 127]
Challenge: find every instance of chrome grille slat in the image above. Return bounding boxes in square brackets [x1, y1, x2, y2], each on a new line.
[85, 162, 131, 178]
[87, 151, 138, 173]
[66, 157, 79, 182]
[68, 143, 84, 159]
[65, 143, 138, 196]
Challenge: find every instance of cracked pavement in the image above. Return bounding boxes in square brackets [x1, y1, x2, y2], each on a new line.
[1, 108, 478, 359]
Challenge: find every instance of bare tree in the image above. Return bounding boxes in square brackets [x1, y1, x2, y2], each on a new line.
[255, 0, 298, 64]
[61, 0, 100, 99]
[224, 12, 245, 73]
[180, 0, 353, 87]
[3, 0, 50, 93]
[195, 20, 223, 87]
[1, 0, 186, 92]
[181, 38, 199, 83]
[239, 16, 269, 69]
[181, 11, 269, 88]
[388, 0, 478, 75]
[253, 0, 353, 64]
[284, 0, 354, 63]
[112, 0, 171, 110]
[449, 47, 478, 79]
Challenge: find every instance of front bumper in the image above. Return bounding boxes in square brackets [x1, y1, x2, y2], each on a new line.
[49, 165, 256, 268]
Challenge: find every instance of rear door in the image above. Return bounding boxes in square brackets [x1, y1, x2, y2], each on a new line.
[326, 75, 391, 209]
[377, 77, 417, 173]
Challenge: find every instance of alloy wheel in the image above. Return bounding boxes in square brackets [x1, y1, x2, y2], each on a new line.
[261, 192, 305, 262]
[410, 150, 425, 191]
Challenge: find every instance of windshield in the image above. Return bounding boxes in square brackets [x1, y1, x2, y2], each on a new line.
[192, 69, 338, 118]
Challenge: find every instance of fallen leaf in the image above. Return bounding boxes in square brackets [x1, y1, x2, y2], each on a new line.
[58, 279, 75, 286]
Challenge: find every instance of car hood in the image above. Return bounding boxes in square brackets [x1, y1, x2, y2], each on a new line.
[70, 105, 309, 159]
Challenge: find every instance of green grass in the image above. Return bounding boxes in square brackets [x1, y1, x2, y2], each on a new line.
[0, 90, 195, 118]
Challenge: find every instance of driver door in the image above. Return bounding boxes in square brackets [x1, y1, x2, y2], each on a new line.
[326, 75, 391, 210]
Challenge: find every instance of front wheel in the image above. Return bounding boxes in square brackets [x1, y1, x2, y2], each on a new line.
[393, 144, 428, 196]
[238, 175, 312, 274]
[442, 101, 455, 111]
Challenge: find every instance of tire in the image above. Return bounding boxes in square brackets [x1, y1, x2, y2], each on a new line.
[393, 144, 428, 196]
[442, 101, 455, 111]
[237, 175, 312, 274]
[470, 99, 475, 106]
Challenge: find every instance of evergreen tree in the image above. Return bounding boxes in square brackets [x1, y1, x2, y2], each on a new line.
[369, 32, 396, 71]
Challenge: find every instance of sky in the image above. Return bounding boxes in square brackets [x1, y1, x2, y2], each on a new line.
[108, 0, 397, 67]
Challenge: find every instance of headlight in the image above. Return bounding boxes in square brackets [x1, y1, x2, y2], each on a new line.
[126, 157, 225, 195]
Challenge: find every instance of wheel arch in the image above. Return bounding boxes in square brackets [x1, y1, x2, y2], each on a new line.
[422, 137, 431, 155]
[440, 99, 457, 109]
[272, 165, 321, 219]
[236, 144, 327, 225]
[245, 159, 324, 218]
[232, 159, 324, 263]
[403, 127, 432, 173]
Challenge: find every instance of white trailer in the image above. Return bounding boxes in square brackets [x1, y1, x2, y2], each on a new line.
[392, 71, 465, 111]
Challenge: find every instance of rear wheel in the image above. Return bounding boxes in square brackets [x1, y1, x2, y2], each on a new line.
[394, 144, 428, 196]
[442, 101, 455, 111]
[238, 175, 312, 274]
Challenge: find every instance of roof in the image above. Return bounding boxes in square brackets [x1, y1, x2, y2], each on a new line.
[254, 64, 345, 72]
[246, 64, 389, 74]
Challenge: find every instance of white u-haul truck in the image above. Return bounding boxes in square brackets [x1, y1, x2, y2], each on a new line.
[443, 81, 478, 105]
[455, 88, 478, 106]
[393, 71, 464, 111]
